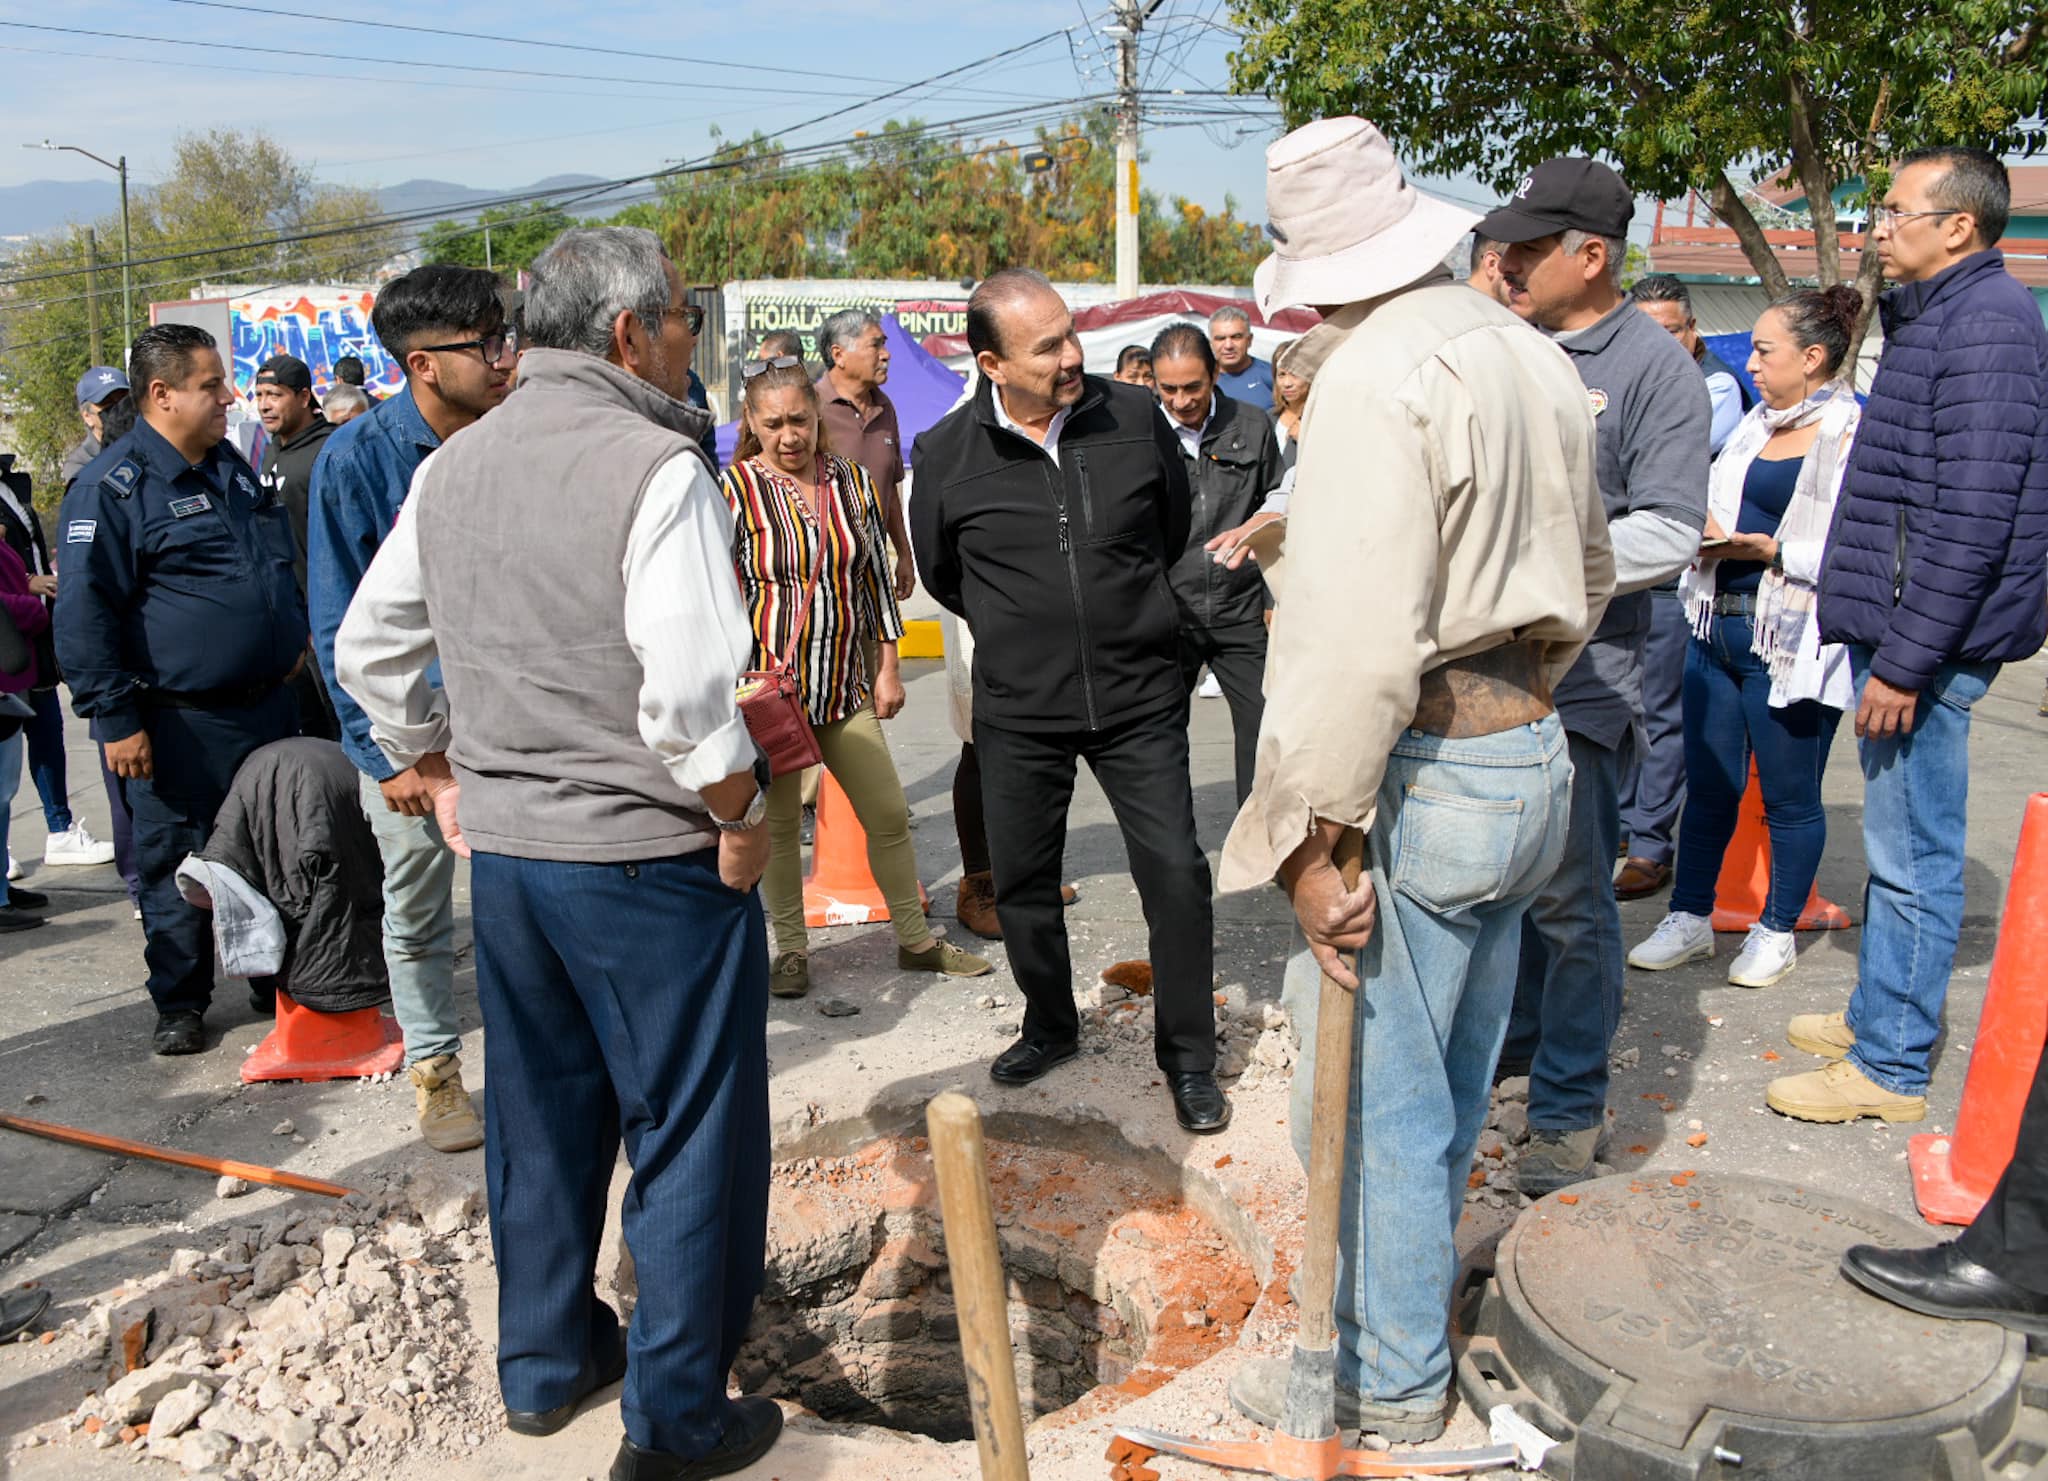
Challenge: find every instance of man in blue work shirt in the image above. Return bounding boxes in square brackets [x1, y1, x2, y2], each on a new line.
[307, 264, 512, 1153]
[55, 324, 309, 1056]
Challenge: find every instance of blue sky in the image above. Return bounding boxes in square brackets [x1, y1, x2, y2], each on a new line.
[1, 1, 1358, 221]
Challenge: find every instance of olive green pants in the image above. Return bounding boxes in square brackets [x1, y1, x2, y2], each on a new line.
[764, 706, 928, 956]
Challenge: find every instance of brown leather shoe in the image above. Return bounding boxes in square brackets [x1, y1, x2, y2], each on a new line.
[956, 872, 1001, 939]
[1613, 856, 1671, 900]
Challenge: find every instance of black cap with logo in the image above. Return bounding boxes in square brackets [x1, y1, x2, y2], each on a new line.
[1476, 157, 1636, 243]
[254, 354, 314, 393]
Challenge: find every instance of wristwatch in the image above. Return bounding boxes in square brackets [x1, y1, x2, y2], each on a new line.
[708, 747, 774, 833]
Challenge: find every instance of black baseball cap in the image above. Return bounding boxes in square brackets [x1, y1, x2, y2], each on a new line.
[254, 354, 313, 392]
[1476, 157, 1635, 243]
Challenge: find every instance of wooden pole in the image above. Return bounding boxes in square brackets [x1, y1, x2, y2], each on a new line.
[0, 1114, 356, 1199]
[926, 1092, 1029, 1481]
[84, 227, 103, 367]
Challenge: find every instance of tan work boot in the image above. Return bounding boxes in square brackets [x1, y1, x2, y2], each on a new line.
[1788, 1010, 1856, 1060]
[899, 938, 994, 977]
[955, 872, 1001, 940]
[1767, 1058, 1926, 1123]
[410, 1054, 484, 1153]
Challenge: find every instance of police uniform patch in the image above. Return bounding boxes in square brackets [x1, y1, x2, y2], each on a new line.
[1588, 388, 1610, 416]
[65, 520, 96, 544]
[169, 493, 212, 518]
[102, 458, 142, 498]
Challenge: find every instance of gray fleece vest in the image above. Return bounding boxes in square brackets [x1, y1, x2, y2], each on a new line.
[412, 349, 719, 863]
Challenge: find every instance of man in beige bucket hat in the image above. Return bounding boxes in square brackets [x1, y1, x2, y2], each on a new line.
[1219, 117, 1614, 1441]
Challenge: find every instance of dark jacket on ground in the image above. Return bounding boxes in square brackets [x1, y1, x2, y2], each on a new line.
[259, 414, 336, 594]
[1164, 391, 1284, 628]
[0, 454, 56, 688]
[200, 738, 388, 1013]
[911, 374, 1192, 733]
[1818, 250, 2048, 688]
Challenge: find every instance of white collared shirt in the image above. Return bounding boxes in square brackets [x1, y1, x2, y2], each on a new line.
[1164, 395, 1216, 462]
[992, 387, 1071, 468]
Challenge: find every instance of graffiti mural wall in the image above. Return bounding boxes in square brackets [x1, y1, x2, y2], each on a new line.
[228, 290, 402, 397]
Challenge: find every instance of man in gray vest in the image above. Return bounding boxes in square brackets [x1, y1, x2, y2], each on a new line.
[336, 226, 782, 1481]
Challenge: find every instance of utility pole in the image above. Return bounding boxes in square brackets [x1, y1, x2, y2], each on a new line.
[84, 227, 103, 366]
[1112, 0, 1143, 300]
[26, 141, 133, 354]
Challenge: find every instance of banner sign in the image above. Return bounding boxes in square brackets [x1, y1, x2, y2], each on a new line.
[742, 294, 968, 357]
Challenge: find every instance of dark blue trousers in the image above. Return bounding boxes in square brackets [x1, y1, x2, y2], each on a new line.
[1618, 587, 1688, 864]
[126, 690, 298, 1015]
[471, 848, 770, 1459]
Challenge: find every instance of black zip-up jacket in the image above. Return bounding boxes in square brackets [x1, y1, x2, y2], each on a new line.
[259, 413, 335, 594]
[1163, 391, 1285, 628]
[912, 375, 1192, 733]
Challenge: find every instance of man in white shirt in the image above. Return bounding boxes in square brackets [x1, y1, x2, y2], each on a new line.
[336, 226, 783, 1481]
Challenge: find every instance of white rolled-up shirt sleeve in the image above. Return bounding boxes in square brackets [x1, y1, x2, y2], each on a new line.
[335, 461, 449, 772]
[622, 453, 759, 798]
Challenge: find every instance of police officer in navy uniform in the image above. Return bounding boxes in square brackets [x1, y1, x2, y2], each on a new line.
[55, 324, 309, 1056]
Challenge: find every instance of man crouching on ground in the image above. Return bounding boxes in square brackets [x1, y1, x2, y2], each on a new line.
[1217, 119, 1613, 1443]
[337, 226, 781, 1481]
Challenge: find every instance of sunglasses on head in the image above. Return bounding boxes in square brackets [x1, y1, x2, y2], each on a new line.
[742, 355, 803, 380]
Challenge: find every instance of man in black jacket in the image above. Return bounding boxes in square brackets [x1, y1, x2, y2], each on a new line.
[1150, 322, 1285, 804]
[911, 268, 1228, 1133]
[254, 354, 339, 741]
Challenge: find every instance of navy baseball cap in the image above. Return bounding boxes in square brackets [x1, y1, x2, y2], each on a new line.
[75, 366, 130, 406]
[1476, 158, 1636, 243]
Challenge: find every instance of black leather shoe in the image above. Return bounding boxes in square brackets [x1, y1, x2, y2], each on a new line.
[8, 885, 48, 909]
[0, 1287, 50, 1341]
[1168, 1071, 1232, 1133]
[0, 906, 44, 934]
[152, 1010, 206, 1056]
[1842, 1240, 2048, 1336]
[506, 1326, 628, 1436]
[989, 1037, 1080, 1086]
[609, 1396, 784, 1479]
[248, 983, 276, 1018]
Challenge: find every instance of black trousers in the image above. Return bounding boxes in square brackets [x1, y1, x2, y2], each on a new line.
[1958, 1040, 2048, 1293]
[126, 689, 299, 1016]
[974, 703, 1215, 1073]
[1177, 617, 1268, 805]
[953, 741, 990, 877]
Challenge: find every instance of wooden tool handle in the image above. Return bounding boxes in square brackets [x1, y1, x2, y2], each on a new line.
[1293, 827, 1366, 1356]
[0, 1114, 356, 1199]
[927, 1092, 1030, 1481]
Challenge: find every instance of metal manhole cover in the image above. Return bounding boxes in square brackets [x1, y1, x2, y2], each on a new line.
[1457, 1172, 2034, 1480]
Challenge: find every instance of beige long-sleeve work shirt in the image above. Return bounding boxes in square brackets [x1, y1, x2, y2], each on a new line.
[1217, 276, 1615, 892]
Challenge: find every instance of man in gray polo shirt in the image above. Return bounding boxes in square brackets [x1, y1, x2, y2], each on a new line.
[1479, 159, 1711, 1193]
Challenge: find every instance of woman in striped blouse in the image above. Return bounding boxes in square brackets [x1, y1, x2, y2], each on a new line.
[721, 358, 993, 998]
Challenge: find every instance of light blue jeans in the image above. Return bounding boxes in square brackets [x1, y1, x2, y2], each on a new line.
[1844, 647, 1999, 1096]
[1284, 716, 1573, 1411]
[358, 772, 460, 1065]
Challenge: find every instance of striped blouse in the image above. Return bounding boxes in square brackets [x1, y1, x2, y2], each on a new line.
[721, 454, 905, 726]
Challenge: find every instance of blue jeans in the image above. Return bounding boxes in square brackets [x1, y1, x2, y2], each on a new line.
[358, 772, 460, 1066]
[473, 848, 769, 1459]
[1618, 587, 1688, 863]
[1504, 730, 1626, 1132]
[1669, 613, 1837, 932]
[0, 728, 22, 871]
[25, 688, 72, 834]
[1284, 716, 1572, 1408]
[1845, 647, 1999, 1096]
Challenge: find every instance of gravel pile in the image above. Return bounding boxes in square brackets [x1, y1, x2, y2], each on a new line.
[41, 1166, 496, 1479]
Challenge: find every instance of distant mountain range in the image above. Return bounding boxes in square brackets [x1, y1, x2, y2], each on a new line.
[0, 173, 628, 241]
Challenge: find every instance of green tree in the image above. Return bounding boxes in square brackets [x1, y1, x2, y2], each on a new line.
[1227, 0, 2047, 324]
[419, 202, 576, 273]
[0, 130, 392, 497]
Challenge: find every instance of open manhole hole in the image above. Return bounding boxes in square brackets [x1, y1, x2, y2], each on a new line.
[733, 1132, 1258, 1442]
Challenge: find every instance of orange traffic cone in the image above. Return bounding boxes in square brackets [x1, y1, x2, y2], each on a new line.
[1908, 792, 2048, 1225]
[803, 771, 929, 928]
[241, 987, 405, 1085]
[1708, 759, 1851, 932]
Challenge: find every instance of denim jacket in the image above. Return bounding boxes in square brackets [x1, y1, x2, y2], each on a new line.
[307, 386, 440, 781]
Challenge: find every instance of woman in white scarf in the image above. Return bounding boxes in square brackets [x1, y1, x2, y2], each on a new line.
[1629, 286, 1864, 990]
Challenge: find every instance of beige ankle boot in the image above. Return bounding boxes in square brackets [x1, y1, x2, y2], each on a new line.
[410, 1054, 484, 1152]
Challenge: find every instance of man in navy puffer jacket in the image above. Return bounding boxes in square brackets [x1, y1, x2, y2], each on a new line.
[1771, 147, 2048, 1126]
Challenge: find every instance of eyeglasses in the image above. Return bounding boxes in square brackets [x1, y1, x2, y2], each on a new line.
[418, 329, 517, 363]
[1868, 205, 1960, 229]
[667, 304, 706, 334]
[742, 354, 802, 380]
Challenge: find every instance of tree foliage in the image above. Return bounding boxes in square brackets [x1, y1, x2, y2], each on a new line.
[0, 130, 390, 496]
[419, 202, 576, 273]
[1227, 0, 2048, 324]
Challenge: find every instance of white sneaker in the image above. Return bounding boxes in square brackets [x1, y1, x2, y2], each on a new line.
[1197, 671, 1223, 698]
[1727, 925, 1798, 988]
[1627, 911, 1715, 971]
[44, 822, 116, 867]
[4, 851, 19, 882]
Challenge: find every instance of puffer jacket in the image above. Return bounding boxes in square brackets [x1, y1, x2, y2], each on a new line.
[1817, 250, 2048, 688]
[200, 738, 389, 1013]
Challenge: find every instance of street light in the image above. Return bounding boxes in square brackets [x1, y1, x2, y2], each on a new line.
[26, 140, 132, 356]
